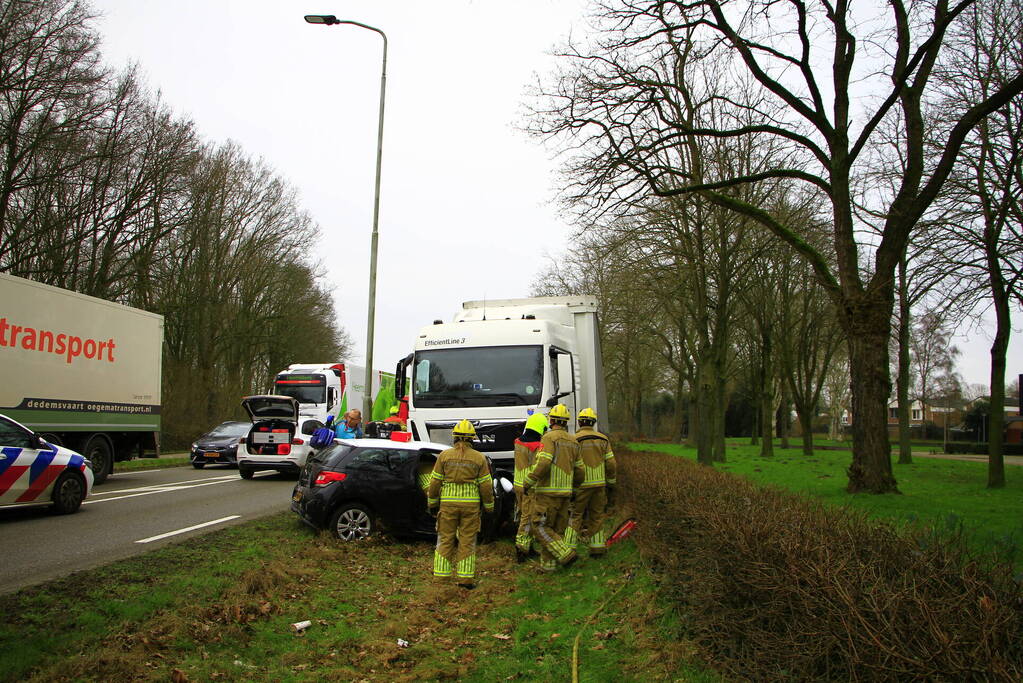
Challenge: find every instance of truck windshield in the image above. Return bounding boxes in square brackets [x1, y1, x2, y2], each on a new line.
[274, 375, 326, 404]
[413, 345, 543, 407]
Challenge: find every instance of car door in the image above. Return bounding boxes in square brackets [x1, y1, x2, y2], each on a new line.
[409, 449, 442, 534]
[0, 416, 51, 506]
[345, 447, 415, 530]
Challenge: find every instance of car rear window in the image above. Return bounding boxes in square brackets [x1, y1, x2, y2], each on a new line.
[312, 442, 356, 468]
[206, 422, 249, 438]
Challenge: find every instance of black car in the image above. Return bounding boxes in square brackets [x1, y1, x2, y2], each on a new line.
[291, 438, 513, 541]
[189, 421, 250, 468]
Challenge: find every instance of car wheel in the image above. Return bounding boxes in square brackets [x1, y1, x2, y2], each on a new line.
[192, 461, 205, 469]
[51, 471, 85, 514]
[84, 435, 113, 485]
[329, 503, 374, 541]
[239, 467, 254, 480]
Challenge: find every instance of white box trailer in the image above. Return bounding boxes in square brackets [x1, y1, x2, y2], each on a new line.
[395, 296, 607, 465]
[0, 273, 163, 483]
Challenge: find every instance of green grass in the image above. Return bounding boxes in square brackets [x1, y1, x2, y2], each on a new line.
[0, 513, 713, 682]
[113, 454, 191, 472]
[631, 441, 1023, 566]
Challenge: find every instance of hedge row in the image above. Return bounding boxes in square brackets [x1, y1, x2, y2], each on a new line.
[944, 442, 1023, 455]
[618, 448, 1023, 681]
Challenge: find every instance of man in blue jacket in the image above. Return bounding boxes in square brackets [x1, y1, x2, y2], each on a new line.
[334, 410, 364, 439]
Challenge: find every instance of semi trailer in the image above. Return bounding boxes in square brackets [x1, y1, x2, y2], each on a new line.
[0, 273, 163, 484]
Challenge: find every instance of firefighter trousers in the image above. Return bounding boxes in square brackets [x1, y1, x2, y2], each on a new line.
[433, 503, 480, 581]
[529, 493, 576, 571]
[514, 486, 534, 553]
[566, 486, 608, 555]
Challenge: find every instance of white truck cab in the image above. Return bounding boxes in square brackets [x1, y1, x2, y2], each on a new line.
[272, 363, 397, 425]
[394, 296, 606, 466]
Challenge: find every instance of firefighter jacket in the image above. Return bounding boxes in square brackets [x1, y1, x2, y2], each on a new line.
[428, 443, 495, 511]
[575, 426, 616, 488]
[524, 426, 582, 497]
[513, 431, 543, 491]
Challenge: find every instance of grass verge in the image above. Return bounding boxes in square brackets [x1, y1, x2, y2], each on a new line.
[631, 441, 1023, 567]
[0, 512, 713, 682]
[113, 455, 191, 473]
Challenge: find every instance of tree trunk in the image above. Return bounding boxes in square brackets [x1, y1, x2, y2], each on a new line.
[797, 407, 814, 456]
[896, 256, 913, 464]
[696, 364, 715, 465]
[779, 385, 790, 450]
[845, 307, 900, 494]
[986, 272, 1010, 489]
[760, 329, 775, 457]
[686, 392, 698, 447]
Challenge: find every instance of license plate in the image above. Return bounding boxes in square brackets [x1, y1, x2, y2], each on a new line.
[204, 451, 219, 458]
[292, 490, 303, 502]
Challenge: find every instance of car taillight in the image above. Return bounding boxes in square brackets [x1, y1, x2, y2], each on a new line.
[277, 443, 291, 455]
[314, 471, 347, 487]
[292, 437, 304, 445]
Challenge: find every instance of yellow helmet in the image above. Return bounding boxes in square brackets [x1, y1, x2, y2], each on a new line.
[525, 412, 549, 434]
[389, 406, 399, 416]
[452, 419, 476, 439]
[548, 404, 570, 423]
[578, 407, 598, 424]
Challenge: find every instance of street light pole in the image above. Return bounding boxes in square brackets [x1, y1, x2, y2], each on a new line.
[304, 15, 387, 424]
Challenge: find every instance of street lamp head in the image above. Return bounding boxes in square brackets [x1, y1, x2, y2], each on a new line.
[304, 14, 340, 25]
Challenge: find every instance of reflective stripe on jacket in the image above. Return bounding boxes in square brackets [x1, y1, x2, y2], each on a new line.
[513, 438, 542, 489]
[524, 427, 581, 497]
[427, 443, 495, 510]
[576, 427, 614, 487]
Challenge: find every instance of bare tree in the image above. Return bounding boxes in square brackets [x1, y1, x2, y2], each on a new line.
[932, 0, 1023, 487]
[531, 0, 1023, 492]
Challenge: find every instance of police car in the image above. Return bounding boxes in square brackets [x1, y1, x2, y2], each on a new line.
[0, 413, 93, 514]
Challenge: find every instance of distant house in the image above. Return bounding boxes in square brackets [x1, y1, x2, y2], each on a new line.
[886, 397, 968, 438]
[886, 398, 962, 427]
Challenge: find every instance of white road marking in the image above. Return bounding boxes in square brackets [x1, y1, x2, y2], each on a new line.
[135, 515, 241, 544]
[85, 472, 276, 505]
[90, 474, 238, 496]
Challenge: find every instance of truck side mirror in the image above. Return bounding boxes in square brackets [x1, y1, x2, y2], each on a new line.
[327, 387, 337, 408]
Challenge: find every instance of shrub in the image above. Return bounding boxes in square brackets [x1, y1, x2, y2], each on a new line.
[618, 448, 1023, 681]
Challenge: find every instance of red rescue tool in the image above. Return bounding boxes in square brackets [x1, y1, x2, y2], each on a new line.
[605, 518, 637, 548]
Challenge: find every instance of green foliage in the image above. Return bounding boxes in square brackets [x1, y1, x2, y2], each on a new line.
[0, 1, 352, 450]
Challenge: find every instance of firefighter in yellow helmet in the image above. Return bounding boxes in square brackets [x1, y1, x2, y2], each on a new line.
[513, 411, 548, 562]
[428, 420, 495, 588]
[565, 407, 617, 556]
[523, 403, 582, 571]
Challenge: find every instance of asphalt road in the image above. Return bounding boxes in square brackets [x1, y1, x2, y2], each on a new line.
[0, 465, 298, 595]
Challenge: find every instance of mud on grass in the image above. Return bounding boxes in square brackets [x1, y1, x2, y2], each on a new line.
[0, 513, 710, 682]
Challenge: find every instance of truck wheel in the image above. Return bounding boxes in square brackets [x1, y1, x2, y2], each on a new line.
[239, 467, 254, 480]
[329, 503, 374, 541]
[84, 435, 113, 485]
[51, 471, 86, 514]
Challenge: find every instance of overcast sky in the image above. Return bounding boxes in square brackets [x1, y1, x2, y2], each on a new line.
[92, 0, 1019, 391]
